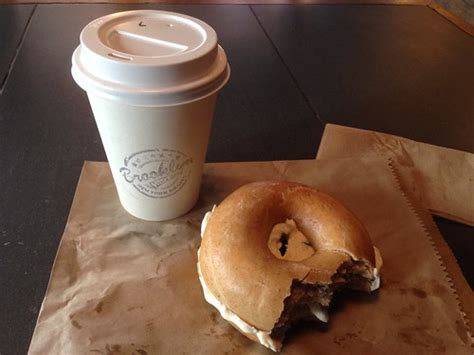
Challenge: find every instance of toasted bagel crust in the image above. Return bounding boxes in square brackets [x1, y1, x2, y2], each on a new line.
[199, 181, 376, 332]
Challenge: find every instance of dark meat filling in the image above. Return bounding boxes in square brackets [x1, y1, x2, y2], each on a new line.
[271, 260, 375, 341]
[332, 260, 374, 292]
[271, 282, 332, 340]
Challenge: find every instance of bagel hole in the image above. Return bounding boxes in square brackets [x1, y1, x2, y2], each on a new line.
[279, 233, 289, 256]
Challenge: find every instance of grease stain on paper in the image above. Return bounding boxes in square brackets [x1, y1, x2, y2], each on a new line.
[397, 287, 428, 298]
[71, 319, 83, 330]
[333, 332, 359, 346]
[411, 288, 427, 299]
[95, 301, 104, 314]
[90, 345, 149, 355]
[145, 319, 155, 332]
[220, 331, 243, 348]
[69, 314, 83, 330]
[127, 305, 144, 312]
[105, 344, 121, 355]
[397, 326, 446, 351]
[186, 219, 200, 230]
[391, 304, 418, 321]
[210, 310, 219, 324]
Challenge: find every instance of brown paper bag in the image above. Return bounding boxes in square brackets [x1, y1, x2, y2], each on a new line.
[316, 124, 474, 226]
[28, 160, 472, 354]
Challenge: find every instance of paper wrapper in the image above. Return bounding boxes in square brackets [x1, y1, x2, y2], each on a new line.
[316, 124, 474, 226]
[29, 160, 473, 354]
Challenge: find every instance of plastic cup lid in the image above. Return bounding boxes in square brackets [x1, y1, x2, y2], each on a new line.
[71, 10, 230, 106]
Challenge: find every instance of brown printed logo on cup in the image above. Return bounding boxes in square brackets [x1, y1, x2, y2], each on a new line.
[119, 149, 193, 198]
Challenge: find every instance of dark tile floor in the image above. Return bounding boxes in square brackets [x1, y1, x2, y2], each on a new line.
[0, 4, 472, 353]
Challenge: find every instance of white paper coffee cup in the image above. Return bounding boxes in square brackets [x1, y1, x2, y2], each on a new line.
[71, 10, 230, 221]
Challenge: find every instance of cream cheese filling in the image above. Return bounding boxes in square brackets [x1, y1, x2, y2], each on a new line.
[370, 247, 383, 291]
[200, 206, 215, 237]
[198, 207, 381, 351]
[198, 206, 279, 351]
[197, 251, 279, 351]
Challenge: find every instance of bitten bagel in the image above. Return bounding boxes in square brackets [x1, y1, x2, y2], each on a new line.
[197, 181, 382, 351]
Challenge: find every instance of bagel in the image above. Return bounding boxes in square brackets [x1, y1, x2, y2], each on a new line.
[197, 181, 382, 351]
